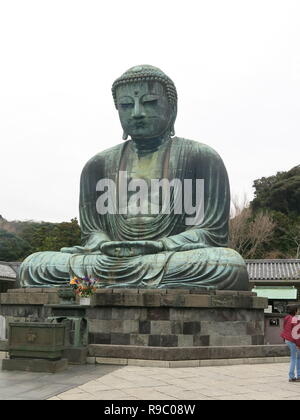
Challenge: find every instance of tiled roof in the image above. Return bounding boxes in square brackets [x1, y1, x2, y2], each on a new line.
[246, 259, 300, 280]
[0, 261, 21, 280]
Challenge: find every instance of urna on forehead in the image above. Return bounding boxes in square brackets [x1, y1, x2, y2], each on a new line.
[112, 64, 178, 108]
[115, 79, 166, 97]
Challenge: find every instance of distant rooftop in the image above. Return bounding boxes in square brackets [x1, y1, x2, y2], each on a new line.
[245, 259, 300, 281]
[0, 261, 21, 280]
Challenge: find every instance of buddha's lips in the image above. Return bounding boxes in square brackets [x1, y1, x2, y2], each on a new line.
[133, 122, 146, 128]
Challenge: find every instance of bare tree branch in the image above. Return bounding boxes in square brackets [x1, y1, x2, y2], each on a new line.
[229, 197, 276, 258]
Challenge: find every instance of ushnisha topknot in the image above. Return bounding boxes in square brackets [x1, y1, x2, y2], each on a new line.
[112, 65, 178, 109]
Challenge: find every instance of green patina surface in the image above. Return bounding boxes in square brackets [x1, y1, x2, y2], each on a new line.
[8, 322, 65, 359]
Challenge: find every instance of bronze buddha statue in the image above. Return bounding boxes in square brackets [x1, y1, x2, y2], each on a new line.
[19, 65, 249, 290]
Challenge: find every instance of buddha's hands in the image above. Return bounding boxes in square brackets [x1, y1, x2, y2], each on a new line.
[60, 244, 100, 254]
[61, 232, 110, 254]
[100, 240, 164, 257]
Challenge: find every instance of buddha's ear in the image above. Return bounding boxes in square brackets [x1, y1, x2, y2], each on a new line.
[169, 104, 177, 137]
[122, 131, 128, 140]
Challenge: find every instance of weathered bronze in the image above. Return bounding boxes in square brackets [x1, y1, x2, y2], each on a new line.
[7, 322, 65, 359]
[20, 65, 249, 290]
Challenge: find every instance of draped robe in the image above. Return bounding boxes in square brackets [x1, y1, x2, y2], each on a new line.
[19, 137, 249, 290]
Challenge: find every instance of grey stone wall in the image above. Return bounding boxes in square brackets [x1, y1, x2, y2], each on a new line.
[0, 288, 267, 348]
[86, 306, 265, 347]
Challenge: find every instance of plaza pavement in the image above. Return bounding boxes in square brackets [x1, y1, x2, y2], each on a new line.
[1, 351, 300, 400]
[48, 362, 300, 400]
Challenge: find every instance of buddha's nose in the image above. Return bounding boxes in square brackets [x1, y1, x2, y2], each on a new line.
[132, 101, 145, 119]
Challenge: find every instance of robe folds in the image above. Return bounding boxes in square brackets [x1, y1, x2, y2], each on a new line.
[19, 137, 249, 290]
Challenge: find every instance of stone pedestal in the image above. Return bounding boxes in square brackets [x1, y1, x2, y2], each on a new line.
[86, 289, 267, 347]
[0, 288, 283, 363]
[0, 289, 267, 347]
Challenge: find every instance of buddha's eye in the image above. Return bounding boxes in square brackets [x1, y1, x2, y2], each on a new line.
[142, 95, 159, 105]
[119, 102, 134, 110]
[118, 96, 134, 109]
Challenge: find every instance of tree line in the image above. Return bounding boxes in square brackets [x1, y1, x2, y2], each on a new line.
[229, 165, 300, 259]
[0, 217, 81, 261]
[0, 164, 299, 261]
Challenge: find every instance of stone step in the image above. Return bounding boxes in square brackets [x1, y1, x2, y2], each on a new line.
[88, 343, 289, 361]
[87, 356, 290, 368]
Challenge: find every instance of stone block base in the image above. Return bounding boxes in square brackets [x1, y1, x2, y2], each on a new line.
[2, 358, 68, 373]
[62, 347, 88, 364]
[0, 288, 268, 351]
[85, 289, 267, 347]
[88, 344, 289, 361]
[88, 356, 290, 368]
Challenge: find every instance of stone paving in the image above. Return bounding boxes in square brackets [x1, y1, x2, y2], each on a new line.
[0, 353, 120, 400]
[1, 353, 300, 400]
[48, 362, 300, 400]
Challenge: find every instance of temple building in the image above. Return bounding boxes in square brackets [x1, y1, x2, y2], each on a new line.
[246, 259, 300, 345]
[0, 262, 20, 293]
[246, 259, 300, 313]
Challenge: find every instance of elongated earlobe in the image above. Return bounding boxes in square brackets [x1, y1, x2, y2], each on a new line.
[122, 131, 128, 140]
[169, 106, 177, 137]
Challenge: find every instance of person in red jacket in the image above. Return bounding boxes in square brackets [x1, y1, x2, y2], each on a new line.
[281, 305, 300, 382]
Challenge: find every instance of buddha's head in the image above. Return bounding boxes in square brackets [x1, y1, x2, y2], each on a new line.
[112, 65, 177, 141]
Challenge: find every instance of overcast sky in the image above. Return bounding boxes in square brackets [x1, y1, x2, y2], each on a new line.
[0, 0, 299, 223]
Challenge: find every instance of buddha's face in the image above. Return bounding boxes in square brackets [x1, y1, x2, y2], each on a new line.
[116, 81, 173, 140]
